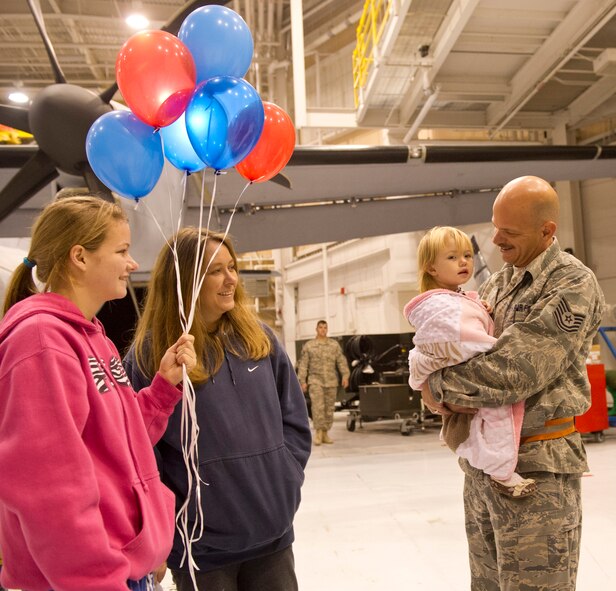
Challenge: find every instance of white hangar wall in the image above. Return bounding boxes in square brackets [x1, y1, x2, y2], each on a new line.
[278, 222, 496, 364]
[578, 178, 616, 370]
[580, 178, 616, 304]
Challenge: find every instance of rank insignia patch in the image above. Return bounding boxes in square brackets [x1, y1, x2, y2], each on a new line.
[553, 298, 584, 333]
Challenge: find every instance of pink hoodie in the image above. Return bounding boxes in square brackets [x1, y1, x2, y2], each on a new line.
[0, 293, 181, 591]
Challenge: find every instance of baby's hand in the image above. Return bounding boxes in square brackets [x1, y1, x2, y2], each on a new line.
[481, 300, 493, 314]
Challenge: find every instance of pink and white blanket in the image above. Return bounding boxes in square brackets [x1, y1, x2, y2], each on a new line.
[404, 289, 524, 480]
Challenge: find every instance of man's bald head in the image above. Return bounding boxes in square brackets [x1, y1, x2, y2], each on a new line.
[491, 176, 559, 267]
[495, 176, 559, 228]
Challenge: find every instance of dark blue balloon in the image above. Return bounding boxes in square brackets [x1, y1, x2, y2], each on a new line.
[179, 5, 253, 82]
[185, 77, 264, 171]
[160, 112, 206, 173]
[86, 110, 163, 199]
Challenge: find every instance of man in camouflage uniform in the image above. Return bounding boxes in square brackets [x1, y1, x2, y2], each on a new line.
[297, 320, 350, 445]
[423, 176, 605, 590]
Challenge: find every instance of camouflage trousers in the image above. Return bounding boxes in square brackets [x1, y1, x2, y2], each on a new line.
[308, 384, 337, 430]
[463, 466, 582, 590]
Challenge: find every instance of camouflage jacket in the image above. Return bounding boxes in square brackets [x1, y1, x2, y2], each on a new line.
[428, 239, 605, 473]
[297, 338, 350, 387]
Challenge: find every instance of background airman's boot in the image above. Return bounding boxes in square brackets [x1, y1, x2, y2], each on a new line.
[314, 430, 322, 445]
[321, 430, 333, 444]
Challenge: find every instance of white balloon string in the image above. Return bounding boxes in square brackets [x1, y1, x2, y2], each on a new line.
[186, 171, 219, 331]
[142, 200, 172, 251]
[141, 198, 203, 580]
[173, 169, 225, 585]
[188, 178, 251, 340]
[175, 172, 188, 235]
[158, 131, 187, 236]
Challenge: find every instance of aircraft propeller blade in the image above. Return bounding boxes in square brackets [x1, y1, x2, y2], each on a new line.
[0, 149, 59, 222]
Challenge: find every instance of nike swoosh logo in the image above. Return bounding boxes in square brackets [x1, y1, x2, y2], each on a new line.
[248, 366, 259, 372]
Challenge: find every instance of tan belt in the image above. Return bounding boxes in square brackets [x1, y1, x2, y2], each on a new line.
[520, 417, 576, 444]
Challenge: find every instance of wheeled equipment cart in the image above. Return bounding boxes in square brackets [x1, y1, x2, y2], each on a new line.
[346, 383, 438, 435]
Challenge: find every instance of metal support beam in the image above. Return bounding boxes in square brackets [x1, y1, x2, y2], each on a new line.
[487, 0, 616, 133]
[421, 0, 481, 81]
[398, 0, 480, 126]
[560, 77, 616, 128]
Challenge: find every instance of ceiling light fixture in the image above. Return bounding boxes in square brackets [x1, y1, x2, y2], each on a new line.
[8, 91, 29, 104]
[126, 14, 150, 30]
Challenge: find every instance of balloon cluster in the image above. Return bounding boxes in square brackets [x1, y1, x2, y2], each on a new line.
[86, 5, 296, 199]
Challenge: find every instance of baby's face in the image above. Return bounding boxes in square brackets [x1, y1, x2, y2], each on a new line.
[428, 238, 474, 291]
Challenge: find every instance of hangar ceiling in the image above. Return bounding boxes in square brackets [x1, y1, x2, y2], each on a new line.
[1, 0, 616, 254]
[3, 0, 615, 142]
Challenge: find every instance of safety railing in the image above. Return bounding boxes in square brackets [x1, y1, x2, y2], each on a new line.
[598, 327, 616, 359]
[352, 0, 394, 107]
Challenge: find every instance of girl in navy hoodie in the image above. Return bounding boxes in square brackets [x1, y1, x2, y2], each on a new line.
[124, 227, 311, 591]
[0, 196, 195, 591]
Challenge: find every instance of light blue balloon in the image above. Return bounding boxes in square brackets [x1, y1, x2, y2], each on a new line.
[179, 5, 253, 82]
[185, 76, 264, 171]
[86, 111, 163, 199]
[160, 112, 206, 173]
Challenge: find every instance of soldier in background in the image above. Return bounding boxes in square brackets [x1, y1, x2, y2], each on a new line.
[422, 176, 605, 590]
[298, 320, 350, 445]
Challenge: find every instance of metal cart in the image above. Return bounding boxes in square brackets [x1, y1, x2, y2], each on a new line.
[346, 383, 438, 435]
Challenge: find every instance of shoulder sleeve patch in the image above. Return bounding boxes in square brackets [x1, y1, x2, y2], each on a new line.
[553, 298, 585, 333]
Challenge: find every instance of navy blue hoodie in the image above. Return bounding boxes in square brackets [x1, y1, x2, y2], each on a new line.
[123, 328, 311, 572]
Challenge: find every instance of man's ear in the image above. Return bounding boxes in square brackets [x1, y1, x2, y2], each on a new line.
[68, 245, 87, 271]
[542, 221, 557, 240]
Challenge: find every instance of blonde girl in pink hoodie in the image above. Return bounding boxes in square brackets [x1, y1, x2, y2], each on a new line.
[0, 195, 195, 591]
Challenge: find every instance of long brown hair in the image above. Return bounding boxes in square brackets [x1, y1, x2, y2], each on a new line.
[132, 227, 272, 383]
[3, 196, 127, 314]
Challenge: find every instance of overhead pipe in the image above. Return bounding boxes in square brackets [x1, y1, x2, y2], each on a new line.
[267, 0, 275, 44]
[420, 144, 616, 164]
[257, 0, 265, 43]
[267, 59, 289, 104]
[305, 9, 363, 54]
[281, 0, 338, 33]
[6, 142, 616, 171]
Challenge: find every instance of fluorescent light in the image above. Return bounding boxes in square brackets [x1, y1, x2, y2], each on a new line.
[8, 91, 29, 104]
[126, 14, 149, 29]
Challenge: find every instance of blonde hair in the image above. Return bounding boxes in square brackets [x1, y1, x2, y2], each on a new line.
[132, 228, 272, 384]
[3, 196, 127, 314]
[417, 226, 473, 292]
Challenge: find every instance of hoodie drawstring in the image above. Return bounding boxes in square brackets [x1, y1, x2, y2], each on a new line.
[224, 350, 236, 385]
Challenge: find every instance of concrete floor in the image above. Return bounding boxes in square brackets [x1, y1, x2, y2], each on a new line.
[161, 414, 616, 590]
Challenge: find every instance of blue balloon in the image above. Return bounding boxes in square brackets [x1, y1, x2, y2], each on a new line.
[86, 111, 163, 199]
[185, 77, 264, 171]
[179, 5, 253, 82]
[160, 112, 206, 173]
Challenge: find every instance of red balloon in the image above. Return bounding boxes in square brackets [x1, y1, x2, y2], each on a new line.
[116, 30, 196, 128]
[236, 102, 295, 183]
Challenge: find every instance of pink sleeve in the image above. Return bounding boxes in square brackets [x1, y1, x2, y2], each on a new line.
[135, 372, 182, 445]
